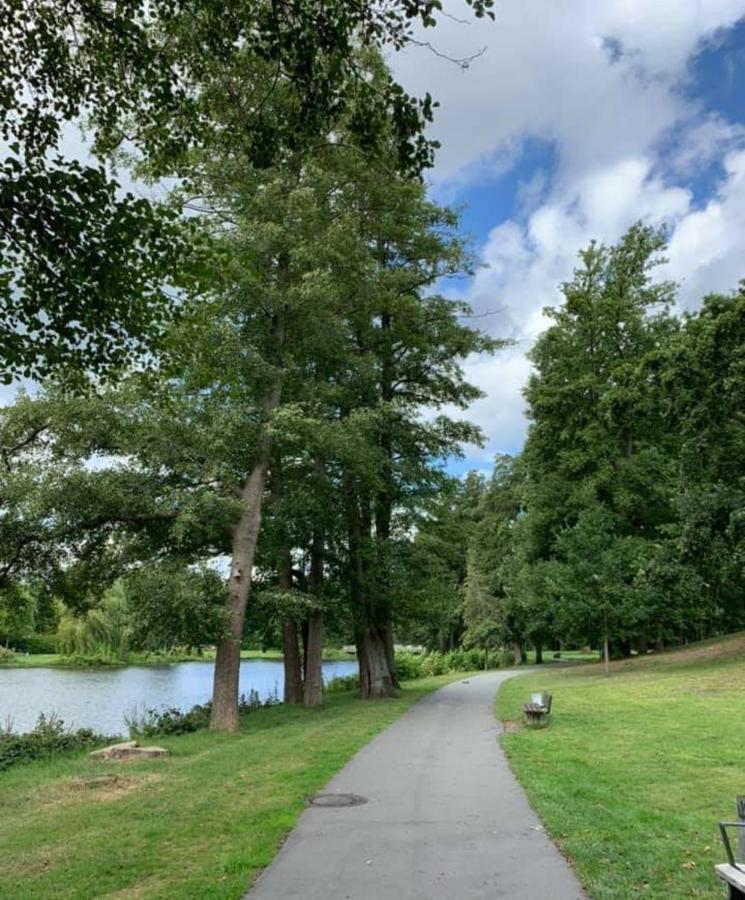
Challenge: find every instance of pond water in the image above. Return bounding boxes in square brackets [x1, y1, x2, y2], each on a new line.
[0, 658, 358, 736]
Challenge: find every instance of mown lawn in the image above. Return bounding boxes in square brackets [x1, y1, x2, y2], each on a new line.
[496, 633, 745, 899]
[0, 675, 457, 900]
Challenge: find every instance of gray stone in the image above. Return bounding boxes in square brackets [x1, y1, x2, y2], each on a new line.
[90, 740, 169, 761]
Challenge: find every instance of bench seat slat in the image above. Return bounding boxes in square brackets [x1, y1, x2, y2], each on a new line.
[716, 863, 745, 890]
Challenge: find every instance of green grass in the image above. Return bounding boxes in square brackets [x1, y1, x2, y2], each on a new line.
[0, 647, 355, 668]
[496, 632, 745, 899]
[0, 674, 458, 899]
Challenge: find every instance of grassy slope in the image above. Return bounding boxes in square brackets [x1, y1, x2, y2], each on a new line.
[496, 633, 745, 900]
[0, 675, 458, 900]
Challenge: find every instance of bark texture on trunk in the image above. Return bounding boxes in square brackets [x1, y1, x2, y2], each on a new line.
[345, 474, 396, 700]
[383, 618, 399, 688]
[210, 453, 271, 730]
[512, 640, 524, 665]
[210, 364, 283, 731]
[303, 529, 325, 707]
[278, 547, 303, 705]
[357, 627, 396, 699]
[282, 617, 304, 705]
[534, 637, 543, 664]
[303, 610, 324, 707]
[603, 633, 610, 677]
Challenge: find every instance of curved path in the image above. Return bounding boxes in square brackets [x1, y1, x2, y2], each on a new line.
[246, 671, 586, 900]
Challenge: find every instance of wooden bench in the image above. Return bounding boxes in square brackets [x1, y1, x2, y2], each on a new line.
[715, 863, 745, 898]
[523, 691, 552, 727]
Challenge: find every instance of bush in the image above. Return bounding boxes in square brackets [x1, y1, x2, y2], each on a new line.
[393, 651, 425, 680]
[22, 633, 58, 654]
[394, 648, 506, 681]
[0, 633, 58, 654]
[0, 645, 15, 662]
[326, 674, 360, 694]
[0, 713, 110, 772]
[126, 689, 279, 738]
[499, 649, 516, 668]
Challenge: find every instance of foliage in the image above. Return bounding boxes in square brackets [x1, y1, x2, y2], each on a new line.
[325, 674, 361, 694]
[0, 633, 58, 655]
[0, 713, 109, 772]
[394, 648, 504, 679]
[0, 0, 492, 379]
[466, 226, 745, 661]
[56, 589, 131, 659]
[126, 689, 277, 738]
[123, 564, 228, 652]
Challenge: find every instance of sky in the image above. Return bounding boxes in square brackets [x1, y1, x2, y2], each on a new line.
[391, 0, 745, 473]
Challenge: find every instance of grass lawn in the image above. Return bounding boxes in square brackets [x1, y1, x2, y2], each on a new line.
[496, 632, 745, 900]
[0, 674, 458, 900]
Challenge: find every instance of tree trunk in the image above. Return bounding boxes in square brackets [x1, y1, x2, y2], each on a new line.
[511, 640, 524, 665]
[603, 632, 610, 677]
[303, 610, 324, 706]
[304, 529, 324, 707]
[534, 637, 543, 664]
[279, 547, 302, 705]
[282, 618, 303, 705]
[345, 474, 396, 700]
[210, 366, 282, 731]
[357, 627, 396, 699]
[384, 618, 399, 688]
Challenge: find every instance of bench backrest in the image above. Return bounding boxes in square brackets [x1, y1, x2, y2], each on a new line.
[530, 691, 552, 711]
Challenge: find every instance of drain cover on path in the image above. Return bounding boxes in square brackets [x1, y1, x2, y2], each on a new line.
[308, 793, 367, 808]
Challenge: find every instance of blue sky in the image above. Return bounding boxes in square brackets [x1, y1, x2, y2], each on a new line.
[393, 1, 745, 471]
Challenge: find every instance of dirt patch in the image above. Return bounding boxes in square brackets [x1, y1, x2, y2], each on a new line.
[502, 720, 523, 734]
[29, 772, 163, 811]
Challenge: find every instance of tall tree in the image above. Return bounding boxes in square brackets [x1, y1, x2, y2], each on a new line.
[517, 224, 680, 660]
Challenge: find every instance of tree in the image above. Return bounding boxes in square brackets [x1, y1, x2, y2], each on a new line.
[661, 285, 745, 634]
[400, 473, 487, 651]
[464, 455, 528, 661]
[517, 224, 681, 661]
[0, 0, 493, 379]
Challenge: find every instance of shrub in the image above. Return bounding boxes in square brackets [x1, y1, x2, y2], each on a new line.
[0, 713, 110, 772]
[326, 674, 360, 694]
[0, 645, 15, 662]
[499, 649, 516, 668]
[126, 689, 279, 738]
[22, 633, 58, 654]
[393, 651, 424, 680]
[0, 633, 58, 654]
[394, 648, 506, 681]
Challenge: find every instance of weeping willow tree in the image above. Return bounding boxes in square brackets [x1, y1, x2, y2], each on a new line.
[56, 587, 131, 659]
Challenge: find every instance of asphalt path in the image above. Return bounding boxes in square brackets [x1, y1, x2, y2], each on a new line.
[246, 670, 587, 900]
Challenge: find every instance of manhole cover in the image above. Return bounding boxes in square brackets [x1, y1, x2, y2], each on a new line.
[308, 793, 367, 808]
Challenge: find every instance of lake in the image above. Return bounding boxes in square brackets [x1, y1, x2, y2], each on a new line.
[0, 658, 358, 735]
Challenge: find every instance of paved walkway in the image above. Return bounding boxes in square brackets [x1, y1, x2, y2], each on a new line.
[246, 671, 586, 900]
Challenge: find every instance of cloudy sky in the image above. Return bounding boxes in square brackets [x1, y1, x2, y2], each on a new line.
[392, 1, 745, 471]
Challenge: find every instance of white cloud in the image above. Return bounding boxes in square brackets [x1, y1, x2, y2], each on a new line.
[392, 1, 745, 460]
